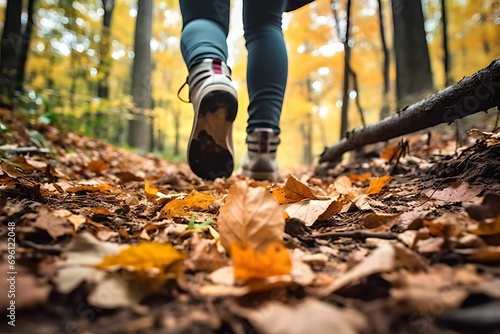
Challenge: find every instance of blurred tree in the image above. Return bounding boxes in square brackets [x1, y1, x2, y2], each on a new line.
[391, 0, 433, 108]
[0, 0, 23, 105]
[97, 0, 114, 99]
[128, 0, 154, 151]
[440, 0, 451, 86]
[16, 0, 36, 94]
[376, 0, 390, 119]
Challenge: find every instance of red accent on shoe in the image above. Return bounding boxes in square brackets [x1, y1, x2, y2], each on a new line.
[213, 58, 223, 74]
[259, 130, 268, 153]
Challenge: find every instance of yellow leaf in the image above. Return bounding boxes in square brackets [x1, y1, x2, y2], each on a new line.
[366, 176, 393, 195]
[218, 181, 285, 252]
[66, 183, 115, 194]
[272, 174, 325, 204]
[162, 191, 216, 217]
[231, 242, 292, 282]
[96, 242, 185, 271]
[470, 215, 500, 236]
[144, 182, 158, 201]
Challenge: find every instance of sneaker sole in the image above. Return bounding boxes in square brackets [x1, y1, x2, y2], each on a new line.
[188, 86, 238, 180]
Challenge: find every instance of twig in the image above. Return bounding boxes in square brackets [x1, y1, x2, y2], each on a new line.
[312, 230, 398, 240]
[0, 146, 51, 154]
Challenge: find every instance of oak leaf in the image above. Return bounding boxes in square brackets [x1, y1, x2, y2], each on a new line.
[218, 181, 285, 252]
[231, 241, 292, 282]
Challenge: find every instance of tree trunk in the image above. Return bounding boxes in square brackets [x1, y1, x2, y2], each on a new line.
[391, 0, 433, 108]
[0, 0, 23, 105]
[127, 0, 153, 151]
[340, 0, 352, 139]
[15, 0, 36, 93]
[319, 59, 500, 163]
[97, 0, 114, 99]
[377, 0, 391, 119]
[440, 0, 451, 86]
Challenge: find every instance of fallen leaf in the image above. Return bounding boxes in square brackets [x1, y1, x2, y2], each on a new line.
[469, 246, 500, 262]
[231, 241, 292, 282]
[362, 213, 400, 232]
[333, 175, 362, 198]
[66, 183, 115, 194]
[33, 207, 73, 239]
[185, 233, 228, 272]
[96, 242, 185, 272]
[54, 232, 124, 293]
[348, 172, 372, 182]
[366, 176, 393, 195]
[272, 174, 325, 204]
[53, 209, 87, 230]
[144, 182, 159, 201]
[231, 298, 367, 334]
[162, 191, 215, 217]
[423, 181, 481, 203]
[87, 160, 108, 174]
[464, 192, 500, 221]
[218, 181, 285, 252]
[320, 241, 396, 295]
[283, 198, 340, 226]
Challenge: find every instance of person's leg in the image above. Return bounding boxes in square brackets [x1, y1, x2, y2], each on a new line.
[179, 0, 229, 68]
[179, 0, 238, 180]
[243, 0, 288, 135]
[242, 0, 287, 180]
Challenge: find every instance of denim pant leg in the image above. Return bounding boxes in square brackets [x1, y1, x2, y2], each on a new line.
[243, 0, 288, 134]
[179, 0, 230, 69]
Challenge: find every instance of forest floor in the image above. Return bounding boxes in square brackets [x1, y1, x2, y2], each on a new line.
[1, 107, 500, 334]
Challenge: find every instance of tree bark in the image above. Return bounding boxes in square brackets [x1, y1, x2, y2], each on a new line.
[391, 0, 433, 108]
[127, 0, 153, 151]
[15, 0, 36, 93]
[340, 0, 352, 139]
[377, 0, 391, 119]
[97, 0, 114, 99]
[319, 59, 500, 163]
[0, 0, 23, 105]
[440, 0, 451, 86]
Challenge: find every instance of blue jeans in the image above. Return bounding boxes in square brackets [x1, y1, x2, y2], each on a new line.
[180, 0, 288, 134]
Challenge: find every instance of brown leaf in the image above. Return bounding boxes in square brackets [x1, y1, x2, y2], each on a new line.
[423, 181, 481, 203]
[366, 176, 393, 195]
[283, 198, 340, 226]
[218, 181, 285, 252]
[232, 298, 367, 334]
[272, 174, 325, 204]
[320, 241, 396, 295]
[464, 192, 500, 221]
[348, 172, 372, 182]
[87, 160, 108, 174]
[33, 207, 73, 239]
[186, 233, 228, 272]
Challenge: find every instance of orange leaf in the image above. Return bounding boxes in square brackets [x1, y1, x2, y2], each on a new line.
[366, 176, 393, 195]
[145, 182, 159, 201]
[87, 160, 108, 174]
[272, 174, 325, 204]
[67, 183, 115, 194]
[380, 144, 399, 160]
[231, 241, 292, 282]
[348, 173, 372, 182]
[162, 191, 216, 217]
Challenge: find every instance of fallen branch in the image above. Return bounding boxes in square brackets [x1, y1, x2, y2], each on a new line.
[312, 230, 397, 241]
[0, 146, 51, 154]
[319, 58, 500, 163]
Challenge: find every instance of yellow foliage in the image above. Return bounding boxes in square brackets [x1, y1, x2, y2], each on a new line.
[162, 191, 216, 217]
[366, 176, 393, 195]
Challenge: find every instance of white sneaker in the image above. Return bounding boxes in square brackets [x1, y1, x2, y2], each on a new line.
[182, 58, 238, 180]
[242, 128, 280, 181]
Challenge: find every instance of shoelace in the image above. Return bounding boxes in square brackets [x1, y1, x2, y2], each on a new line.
[177, 79, 190, 103]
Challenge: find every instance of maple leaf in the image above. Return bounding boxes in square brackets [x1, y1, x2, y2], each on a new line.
[218, 181, 285, 252]
[231, 241, 292, 282]
[272, 174, 327, 204]
[366, 176, 393, 195]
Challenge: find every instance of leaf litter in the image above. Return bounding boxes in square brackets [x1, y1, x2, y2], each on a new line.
[1, 108, 500, 333]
